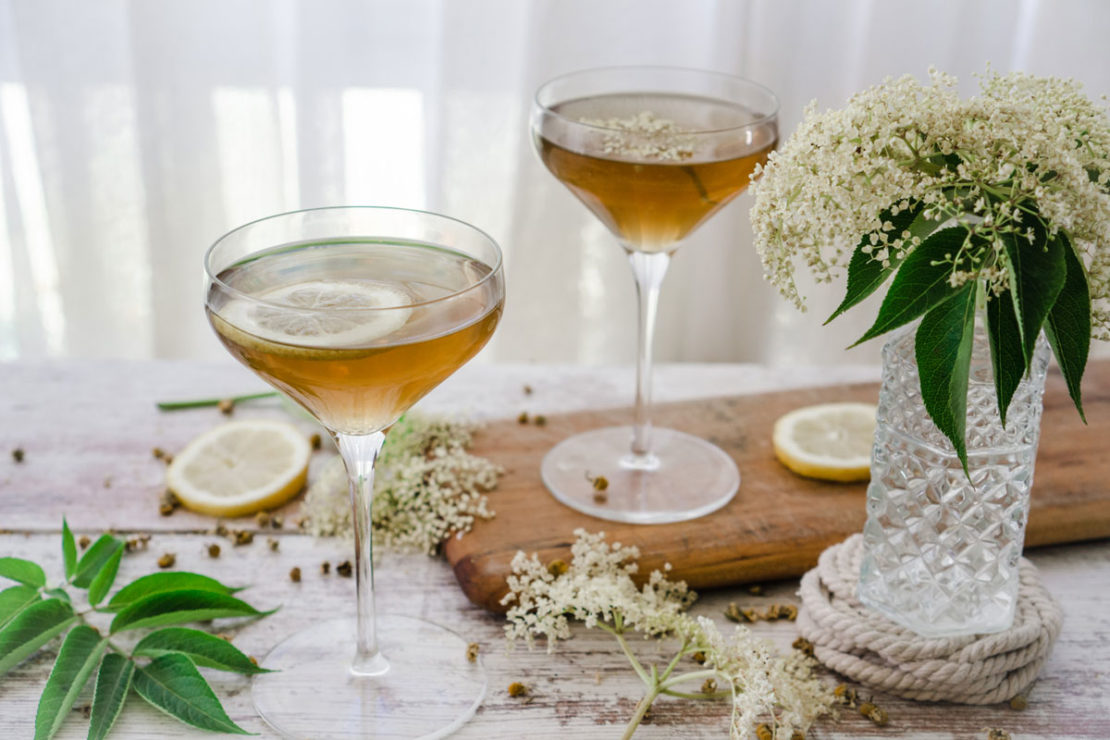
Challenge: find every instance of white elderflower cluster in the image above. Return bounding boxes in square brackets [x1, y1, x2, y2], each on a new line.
[502, 528, 694, 647]
[750, 67, 1110, 338]
[301, 414, 502, 554]
[503, 530, 833, 739]
[580, 111, 696, 160]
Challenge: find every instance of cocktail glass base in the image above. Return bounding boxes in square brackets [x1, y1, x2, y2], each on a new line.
[252, 614, 486, 739]
[541, 426, 739, 524]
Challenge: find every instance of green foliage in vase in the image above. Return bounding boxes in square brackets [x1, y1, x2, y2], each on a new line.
[0, 520, 275, 739]
[751, 68, 1109, 468]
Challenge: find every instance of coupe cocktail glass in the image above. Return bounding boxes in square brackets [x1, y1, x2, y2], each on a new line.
[205, 206, 504, 738]
[532, 67, 778, 523]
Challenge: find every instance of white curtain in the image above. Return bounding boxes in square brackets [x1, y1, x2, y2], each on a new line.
[1, 0, 1107, 365]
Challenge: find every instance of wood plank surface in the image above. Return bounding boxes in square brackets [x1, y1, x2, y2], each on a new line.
[447, 361, 1110, 612]
[1, 360, 1108, 739]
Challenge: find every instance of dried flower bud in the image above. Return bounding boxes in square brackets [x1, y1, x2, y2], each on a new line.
[546, 559, 569, 577]
[860, 701, 889, 726]
[207, 543, 221, 558]
[336, 560, 353, 578]
[985, 729, 1012, 740]
[792, 636, 815, 657]
[218, 398, 234, 415]
[533, 415, 547, 426]
[591, 475, 609, 491]
[1008, 695, 1027, 711]
[255, 511, 271, 528]
[833, 684, 858, 707]
[268, 538, 280, 552]
[700, 677, 717, 694]
[517, 411, 529, 424]
[465, 642, 479, 663]
[755, 724, 774, 740]
[309, 433, 322, 450]
[691, 651, 706, 664]
[157, 553, 176, 569]
[320, 561, 330, 575]
[11, 447, 24, 463]
[78, 535, 90, 549]
[523, 384, 533, 395]
[215, 522, 229, 537]
[233, 530, 254, 546]
[271, 515, 284, 529]
[159, 502, 176, 517]
[289, 566, 301, 582]
[151, 447, 166, 460]
[507, 682, 528, 698]
[748, 584, 764, 595]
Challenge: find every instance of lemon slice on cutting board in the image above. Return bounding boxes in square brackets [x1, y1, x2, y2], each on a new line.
[219, 280, 413, 349]
[772, 402, 877, 483]
[166, 420, 312, 517]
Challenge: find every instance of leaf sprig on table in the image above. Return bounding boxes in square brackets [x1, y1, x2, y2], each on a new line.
[0, 520, 275, 739]
[502, 530, 833, 739]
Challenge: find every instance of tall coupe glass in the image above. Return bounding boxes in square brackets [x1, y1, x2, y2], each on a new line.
[531, 67, 778, 523]
[205, 207, 504, 738]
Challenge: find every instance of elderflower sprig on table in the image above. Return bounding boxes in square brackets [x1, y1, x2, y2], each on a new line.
[301, 414, 502, 554]
[502, 530, 833, 740]
[750, 68, 1110, 468]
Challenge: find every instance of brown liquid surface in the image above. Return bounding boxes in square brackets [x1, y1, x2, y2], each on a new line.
[208, 241, 502, 434]
[537, 92, 776, 251]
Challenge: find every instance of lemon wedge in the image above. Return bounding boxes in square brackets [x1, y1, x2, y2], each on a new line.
[166, 420, 312, 517]
[772, 402, 877, 483]
[219, 280, 413, 348]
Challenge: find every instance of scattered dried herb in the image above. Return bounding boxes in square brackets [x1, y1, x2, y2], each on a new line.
[336, 561, 352, 578]
[507, 682, 528, 698]
[11, 447, 24, 463]
[466, 642, 479, 663]
[157, 553, 176, 569]
[289, 567, 301, 583]
[207, 544, 221, 558]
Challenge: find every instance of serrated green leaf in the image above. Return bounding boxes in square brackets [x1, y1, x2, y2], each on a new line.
[105, 572, 241, 613]
[34, 625, 108, 740]
[0, 557, 47, 588]
[915, 282, 979, 473]
[853, 227, 969, 346]
[1001, 219, 1066, 370]
[87, 547, 123, 608]
[1044, 232, 1091, 422]
[87, 653, 134, 740]
[827, 201, 927, 324]
[132, 654, 252, 734]
[0, 598, 77, 677]
[986, 291, 1025, 428]
[62, 520, 77, 581]
[73, 536, 124, 589]
[0, 585, 41, 629]
[110, 590, 270, 634]
[133, 628, 271, 674]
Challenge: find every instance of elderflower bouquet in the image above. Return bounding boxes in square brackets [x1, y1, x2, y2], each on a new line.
[751, 68, 1110, 465]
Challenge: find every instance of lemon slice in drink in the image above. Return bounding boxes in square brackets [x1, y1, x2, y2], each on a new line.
[166, 420, 312, 517]
[772, 402, 877, 483]
[220, 280, 413, 348]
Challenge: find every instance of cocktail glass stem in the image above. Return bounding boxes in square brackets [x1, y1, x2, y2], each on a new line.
[625, 249, 671, 470]
[334, 430, 389, 677]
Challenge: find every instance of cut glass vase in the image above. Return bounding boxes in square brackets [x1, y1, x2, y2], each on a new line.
[859, 320, 1051, 637]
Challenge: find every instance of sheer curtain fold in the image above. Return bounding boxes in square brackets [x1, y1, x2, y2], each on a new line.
[0, 0, 1106, 364]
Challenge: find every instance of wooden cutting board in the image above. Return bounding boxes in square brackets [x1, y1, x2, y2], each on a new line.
[445, 360, 1110, 613]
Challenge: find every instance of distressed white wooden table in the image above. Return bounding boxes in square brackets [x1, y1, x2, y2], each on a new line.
[1, 360, 1107, 740]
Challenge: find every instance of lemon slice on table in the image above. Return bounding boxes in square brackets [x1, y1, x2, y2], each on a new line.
[219, 280, 413, 348]
[166, 420, 312, 517]
[772, 403, 877, 483]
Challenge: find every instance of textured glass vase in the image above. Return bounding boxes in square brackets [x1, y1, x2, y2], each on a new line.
[858, 319, 1051, 637]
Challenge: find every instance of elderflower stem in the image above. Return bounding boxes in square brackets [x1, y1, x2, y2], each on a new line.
[621, 685, 662, 740]
[606, 626, 651, 687]
[658, 668, 722, 692]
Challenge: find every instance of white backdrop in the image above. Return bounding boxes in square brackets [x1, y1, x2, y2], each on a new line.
[1, 0, 1107, 366]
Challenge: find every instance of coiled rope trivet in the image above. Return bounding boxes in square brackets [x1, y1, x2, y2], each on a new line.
[796, 534, 1062, 704]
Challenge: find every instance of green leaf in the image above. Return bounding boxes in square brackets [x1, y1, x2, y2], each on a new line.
[132, 654, 252, 734]
[0, 598, 77, 677]
[827, 202, 928, 323]
[1001, 219, 1066, 370]
[73, 535, 124, 589]
[87, 653, 134, 740]
[853, 227, 969, 346]
[0, 557, 47, 588]
[0, 585, 41, 629]
[986, 291, 1025, 428]
[105, 572, 241, 613]
[110, 590, 271, 634]
[915, 282, 979, 473]
[35, 625, 108, 740]
[44, 588, 71, 603]
[133, 627, 271, 674]
[87, 546, 123, 608]
[62, 520, 77, 581]
[1044, 232, 1091, 422]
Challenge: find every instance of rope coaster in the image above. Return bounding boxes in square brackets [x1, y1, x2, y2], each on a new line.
[797, 535, 1062, 704]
